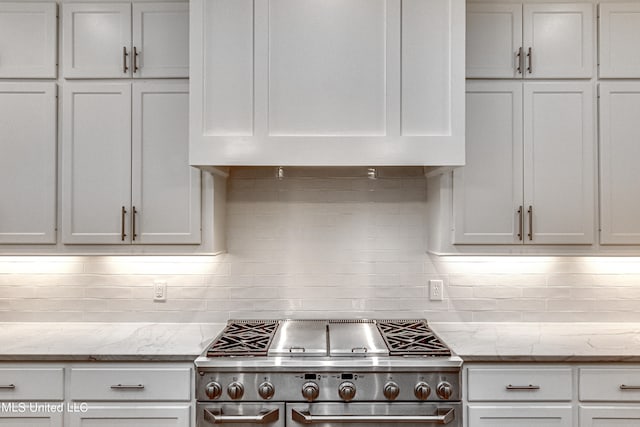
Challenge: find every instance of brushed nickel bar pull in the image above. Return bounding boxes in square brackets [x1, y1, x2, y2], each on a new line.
[110, 384, 145, 390]
[0, 384, 15, 390]
[291, 408, 455, 425]
[133, 46, 140, 73]
[620, 385, 640, 390]
[204, 408, 279, 424]
[123, 46, 129, 73]
[121, 206, 127, 241]
[527, 205, 533, 241]
[506, 384, 540, 391]
[527, 47, 533, 74]
[517, 206, 524, 241]
[516, 47, 523, 74]
[132, 206, 138, 241]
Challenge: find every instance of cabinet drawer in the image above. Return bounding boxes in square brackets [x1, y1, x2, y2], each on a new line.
[70, 368, 191, 401]
[580, 368, 640, 401]
[468, 367, 572, 401]
[0, 368, 64, 401]
[469, 405, 572, 426]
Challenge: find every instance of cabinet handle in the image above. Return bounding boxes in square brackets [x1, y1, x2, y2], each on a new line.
[516, 47, 523, 74]
[517, 206, 524, 241]
[110, 384, 145, 390]
[133, 46, 140, 73]
[0, 384, 15, 390]
[506, 384, 540, 391]
[121, 206, 127, 241]
[527, 47, 533, 74]
[132, 206, 138, 241]
[123, 46, 129, 73]
[620, 385, 640, 390]
[527, 205, 533, 241]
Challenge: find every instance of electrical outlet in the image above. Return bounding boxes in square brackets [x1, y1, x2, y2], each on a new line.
[429, 279, 444, 301]
[153, 280, 167, 302]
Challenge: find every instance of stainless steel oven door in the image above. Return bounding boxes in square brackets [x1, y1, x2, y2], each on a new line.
[287, 402, 461, 426]
[197, 403, 285, 427]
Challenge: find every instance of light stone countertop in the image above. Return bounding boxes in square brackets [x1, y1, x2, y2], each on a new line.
[1, 322, 640, 363]
[430, 322, 640, 362]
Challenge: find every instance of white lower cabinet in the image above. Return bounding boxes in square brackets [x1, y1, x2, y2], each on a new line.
[0, 410, 63, 426]
[67, 404, 190, 427]
[580, 406, 640, 426]
[468, 405, 572, 426]
[466, 364, 573, 427]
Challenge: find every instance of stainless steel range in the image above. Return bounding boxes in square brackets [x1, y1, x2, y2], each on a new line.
[195, 319, 462, 426]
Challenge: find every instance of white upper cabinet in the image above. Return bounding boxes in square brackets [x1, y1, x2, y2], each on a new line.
[63, 2, 188, 79]
[467, 3, 593, 79]
[599, 83, 640, 244]
[62, 81, 200, 245]
[190, 0, 465, 166]
[0, 83, 57, 244]
[453, 81, 594, 245]
[0, 2, 57, 78]
[599, 3, 640, 78]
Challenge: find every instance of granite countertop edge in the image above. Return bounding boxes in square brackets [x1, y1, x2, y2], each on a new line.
[2, 321, 640, 363]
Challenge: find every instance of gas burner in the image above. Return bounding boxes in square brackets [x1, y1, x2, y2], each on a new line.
[207, 320, 279, 356]
[376, 320, 452, 356]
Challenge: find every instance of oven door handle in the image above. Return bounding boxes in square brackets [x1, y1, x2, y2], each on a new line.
[204, 408, 279, 424]
[291, 408, 455, 424]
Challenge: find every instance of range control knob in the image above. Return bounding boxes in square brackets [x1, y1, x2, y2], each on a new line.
[414, 382, 431, 400]
[437, 381, 453, 400]
[258, 382, 275, 400]
[227, 382, 245, 400]
[338, 381, 356, 402]
[205, 381, 222, 400]
[302, 382, 320, 402]
[383, 381, 400, 400]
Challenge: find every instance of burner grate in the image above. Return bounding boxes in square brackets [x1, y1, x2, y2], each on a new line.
[207, 320, 280, 356]
[376, 320, 451, 356]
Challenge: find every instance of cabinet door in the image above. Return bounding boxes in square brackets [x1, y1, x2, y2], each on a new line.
[580, 406, 640, 427]
[0, 410, 62, 426]
[600, 83, 640, 244]
[63, 3, 132, 78]
[523, 82, 594, 244]
[469, 405, 572, 427]
[466, 4, 522, 78]
[0, 2, 57, 78]
[453, 82, 523, 244]
[523, 3, 593, 78]
[599, 3, 640, 78]
[132, 82, 201, 244]
[62, 83, 132, 244]
[68, 405, 190, 427]
[132, 3, 189, 78]
[0, 83, 56, 244]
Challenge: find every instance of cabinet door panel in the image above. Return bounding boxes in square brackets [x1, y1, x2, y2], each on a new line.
[68, 405, 190, 427]
[132, 3, 189, 78]
[63, 3, 132, 78]
[0, 2, 57, 78]
[0, 83, 56, 244]
[132, 82, 201, 244]
[0, 410, 62, 426]
[580, 406, 640, 427]
[600, 83, 640, 244]
[453, 82, 523, 244]
[523, 3, 593, 78]
[523, 82, 594, 244]
[62, 83, 132, 244]
[466, 4, 522, 78]
[599, 3, 640, 78]
[469, 405, 572, 427]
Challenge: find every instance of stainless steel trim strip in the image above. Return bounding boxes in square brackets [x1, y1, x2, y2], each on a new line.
[291, 408, 455, 424]
[204, 408, 279, 424]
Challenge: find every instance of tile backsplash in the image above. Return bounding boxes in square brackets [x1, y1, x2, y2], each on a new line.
[1, 167, 640, 322]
